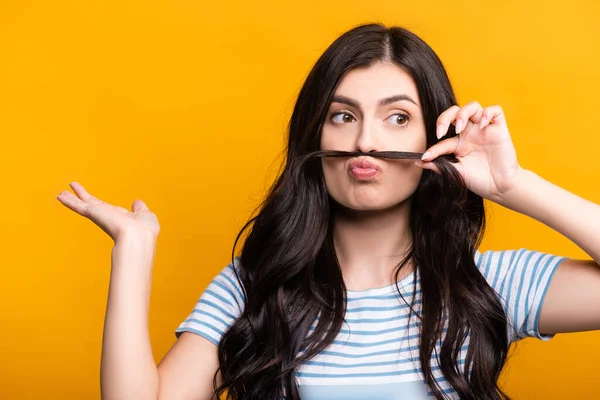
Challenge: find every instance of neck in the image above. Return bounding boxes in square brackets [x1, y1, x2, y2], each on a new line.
[332, 200, 414, 291]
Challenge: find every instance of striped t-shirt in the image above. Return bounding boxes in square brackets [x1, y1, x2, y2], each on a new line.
[175, 249, 566, 399]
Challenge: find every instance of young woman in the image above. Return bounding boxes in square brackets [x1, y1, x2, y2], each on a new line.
[57, 23, 600, 400]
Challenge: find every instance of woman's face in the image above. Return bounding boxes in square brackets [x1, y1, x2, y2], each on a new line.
[320, 62, 427, 211]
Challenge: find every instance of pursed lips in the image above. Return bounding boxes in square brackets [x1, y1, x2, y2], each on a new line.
[348, 157, 382, 171]
[348, 157, 382, 180]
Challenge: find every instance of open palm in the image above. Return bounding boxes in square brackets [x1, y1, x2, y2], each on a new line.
[57, 182, 160, 242]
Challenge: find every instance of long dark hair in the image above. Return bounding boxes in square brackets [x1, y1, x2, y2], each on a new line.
[216, 23, 510, 400]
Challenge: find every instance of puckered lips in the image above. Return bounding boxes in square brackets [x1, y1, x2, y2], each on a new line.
[348, 157, 382, 181]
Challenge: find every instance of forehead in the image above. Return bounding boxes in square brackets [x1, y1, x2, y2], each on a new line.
[333, 62, 419, 105]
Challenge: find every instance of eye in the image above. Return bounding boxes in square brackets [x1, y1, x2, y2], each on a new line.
[330, 112, 356, 125]
[385, 113, 410, 126]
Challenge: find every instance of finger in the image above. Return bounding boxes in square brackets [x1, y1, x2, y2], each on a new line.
[116, 206, 130, 214]
[132, 199, 149, 213]
[455, 101, 483, 134]
[421, 136, 460, 161]
[415, 160, 440, 174]
[69, 182, 103, 205]
[479, 105, 505, 129]
[436, 105, 460, 139]
[57, 191, 90, 216]
[416, 159, 464, 177]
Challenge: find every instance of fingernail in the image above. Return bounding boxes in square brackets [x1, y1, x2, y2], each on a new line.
[455, 119, 463, 134]
[436, 124, 444, 139]
[421, 151, 431, 161]
[415, 161, 422, 168]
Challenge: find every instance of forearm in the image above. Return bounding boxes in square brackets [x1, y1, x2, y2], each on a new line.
[497, 168, 600, 262]
[101, 234, 159, 400]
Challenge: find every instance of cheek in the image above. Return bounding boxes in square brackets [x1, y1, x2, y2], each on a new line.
[390, 130, 428, 153]
[321, 159, 345, 189]
[386, 161, 424, 197]
[393, 162, 424, 192]
[320, 126, 350, 151]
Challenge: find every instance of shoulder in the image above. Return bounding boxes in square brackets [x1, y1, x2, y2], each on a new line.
[208, 257, 246, 310]
[474, 248, 565, 291]
[174, 258, 246, 344]
[474, 248, 567, 341]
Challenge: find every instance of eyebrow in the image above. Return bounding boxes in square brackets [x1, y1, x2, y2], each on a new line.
[331, 94, 419, 108]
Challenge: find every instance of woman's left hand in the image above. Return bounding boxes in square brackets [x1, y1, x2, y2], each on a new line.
[416, 101, 523, 201]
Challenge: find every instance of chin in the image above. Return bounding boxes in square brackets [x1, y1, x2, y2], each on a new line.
[324, 175, 419, 213]
[333, 196, 409, 213]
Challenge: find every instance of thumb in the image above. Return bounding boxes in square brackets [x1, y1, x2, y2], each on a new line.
[132, 199, 149, 213]
[421, 136, 460, 162]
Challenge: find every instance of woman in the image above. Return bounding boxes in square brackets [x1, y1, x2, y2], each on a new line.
[57, 23, 600, 399]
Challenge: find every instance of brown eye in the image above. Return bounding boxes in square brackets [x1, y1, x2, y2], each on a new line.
[386, 113, 410, 126]
[331, 112, 356, 124]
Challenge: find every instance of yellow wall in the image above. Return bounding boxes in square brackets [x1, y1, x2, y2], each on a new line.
[2, 0, 599, 398]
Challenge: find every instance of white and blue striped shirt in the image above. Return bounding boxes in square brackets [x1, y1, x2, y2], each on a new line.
[175, 249, 566, 399]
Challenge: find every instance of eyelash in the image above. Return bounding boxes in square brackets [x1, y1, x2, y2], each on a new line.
[329, 111, 411, 126]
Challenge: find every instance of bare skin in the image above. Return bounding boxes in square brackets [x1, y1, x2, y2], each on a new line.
[57, 182, 219, 400]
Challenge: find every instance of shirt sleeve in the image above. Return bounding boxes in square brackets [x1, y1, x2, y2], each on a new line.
[175, 259, 245, 346]
[474, 248, 567, 342]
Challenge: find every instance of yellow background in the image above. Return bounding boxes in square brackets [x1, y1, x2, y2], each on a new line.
[1, 0, 599, 398]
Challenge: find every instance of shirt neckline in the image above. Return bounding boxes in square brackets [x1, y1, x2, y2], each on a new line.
[345, 270, 416, 297]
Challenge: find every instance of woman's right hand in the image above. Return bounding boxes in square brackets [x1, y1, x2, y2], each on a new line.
[57, 181, 160, 243]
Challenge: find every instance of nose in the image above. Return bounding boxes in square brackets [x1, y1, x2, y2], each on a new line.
[354, 120, 379, 153]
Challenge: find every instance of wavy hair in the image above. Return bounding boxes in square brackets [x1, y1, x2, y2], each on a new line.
[215, 23, 510, 400]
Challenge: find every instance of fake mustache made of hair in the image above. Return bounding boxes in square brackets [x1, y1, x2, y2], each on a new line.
[297, 150, 457, 164]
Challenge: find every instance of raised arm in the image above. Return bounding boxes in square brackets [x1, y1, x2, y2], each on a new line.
[495, 169, 600, 334]
[57, 182, 220, 400]
[417, 102, 600, 335]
